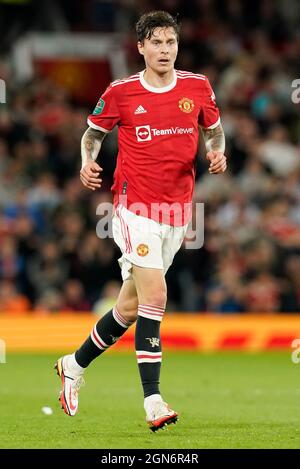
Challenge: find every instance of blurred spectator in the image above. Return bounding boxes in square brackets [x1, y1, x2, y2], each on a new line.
[34, 289, 65, 315]
[0, 280, 31, 315]
[0, 236, 24, 284]
[244, 271, 281, 313]
[93, 280, 121, 316]
[63, 279, 91, 311]
[259, 125, 300, 177]
[27, 172, 62, 210]
[205, 283, 244, 313]
[75, 234, 120, 304]
[27, 240, 69, 299]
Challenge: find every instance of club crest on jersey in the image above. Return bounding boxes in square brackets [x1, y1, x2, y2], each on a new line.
[179, 97, 194, 113]
[136, 243, 149, 256]
[93, 98, 105, 115]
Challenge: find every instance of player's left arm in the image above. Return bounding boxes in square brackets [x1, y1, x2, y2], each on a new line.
[201, 123, 227, 174]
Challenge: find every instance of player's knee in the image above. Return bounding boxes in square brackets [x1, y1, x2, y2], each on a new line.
[142, 288, 167, 309]
[122, 309, 138, 323]
[117, 299, 138, 323]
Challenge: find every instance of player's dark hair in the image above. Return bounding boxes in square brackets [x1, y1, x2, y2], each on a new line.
[135, 10, 180, 43]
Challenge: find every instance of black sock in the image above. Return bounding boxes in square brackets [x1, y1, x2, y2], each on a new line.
[135, 304, 164, 398]
[75, 307, 133, 368]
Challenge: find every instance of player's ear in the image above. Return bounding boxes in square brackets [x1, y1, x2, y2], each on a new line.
[137, 41, 144, 56]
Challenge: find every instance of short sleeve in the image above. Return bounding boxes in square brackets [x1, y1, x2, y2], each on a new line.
[87, 84, 120, 133]
[198, 77, 220, 129]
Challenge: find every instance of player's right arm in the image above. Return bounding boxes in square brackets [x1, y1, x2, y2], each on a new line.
[81, 83, 120, 191]
[80, 127, 106, 191]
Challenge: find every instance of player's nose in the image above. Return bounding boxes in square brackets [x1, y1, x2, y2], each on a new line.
[160, 43, 169, 53]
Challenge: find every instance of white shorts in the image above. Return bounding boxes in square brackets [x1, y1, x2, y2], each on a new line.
[112, 204, 188, 281]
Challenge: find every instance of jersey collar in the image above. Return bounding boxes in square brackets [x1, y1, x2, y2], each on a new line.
[139, 69, 177, 93]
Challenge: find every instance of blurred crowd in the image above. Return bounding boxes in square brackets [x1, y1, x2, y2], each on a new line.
[0, 0, 300, 314]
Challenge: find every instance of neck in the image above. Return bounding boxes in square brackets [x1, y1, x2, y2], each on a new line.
[143, 68, 175, 88]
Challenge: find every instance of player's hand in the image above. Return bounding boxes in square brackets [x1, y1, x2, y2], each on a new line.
[206, 151, 227, 174]
[80, 161, 103, 190]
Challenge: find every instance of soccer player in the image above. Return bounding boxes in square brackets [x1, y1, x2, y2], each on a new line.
[55, 10, 226, 432]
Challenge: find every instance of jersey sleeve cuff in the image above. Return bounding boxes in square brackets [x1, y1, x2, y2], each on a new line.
[201, 117, 220, 130]
[87, 118, 110, 133]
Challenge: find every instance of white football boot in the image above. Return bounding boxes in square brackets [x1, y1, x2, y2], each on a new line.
[144, 394, 178, 432]
[55, 355, 85, 416]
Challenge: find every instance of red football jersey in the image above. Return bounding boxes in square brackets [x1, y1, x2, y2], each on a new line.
[88, 70, 220, 226]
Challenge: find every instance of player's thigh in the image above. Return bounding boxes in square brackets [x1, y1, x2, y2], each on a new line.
[116, 279, 138, 321]
[162, 224, 188, 274]
[132, 265, 167, 307]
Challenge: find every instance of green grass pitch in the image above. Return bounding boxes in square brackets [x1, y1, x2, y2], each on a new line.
[1, 351, 300, 448]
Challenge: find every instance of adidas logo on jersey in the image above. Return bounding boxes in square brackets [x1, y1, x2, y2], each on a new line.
[134, 105, 147, 114]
